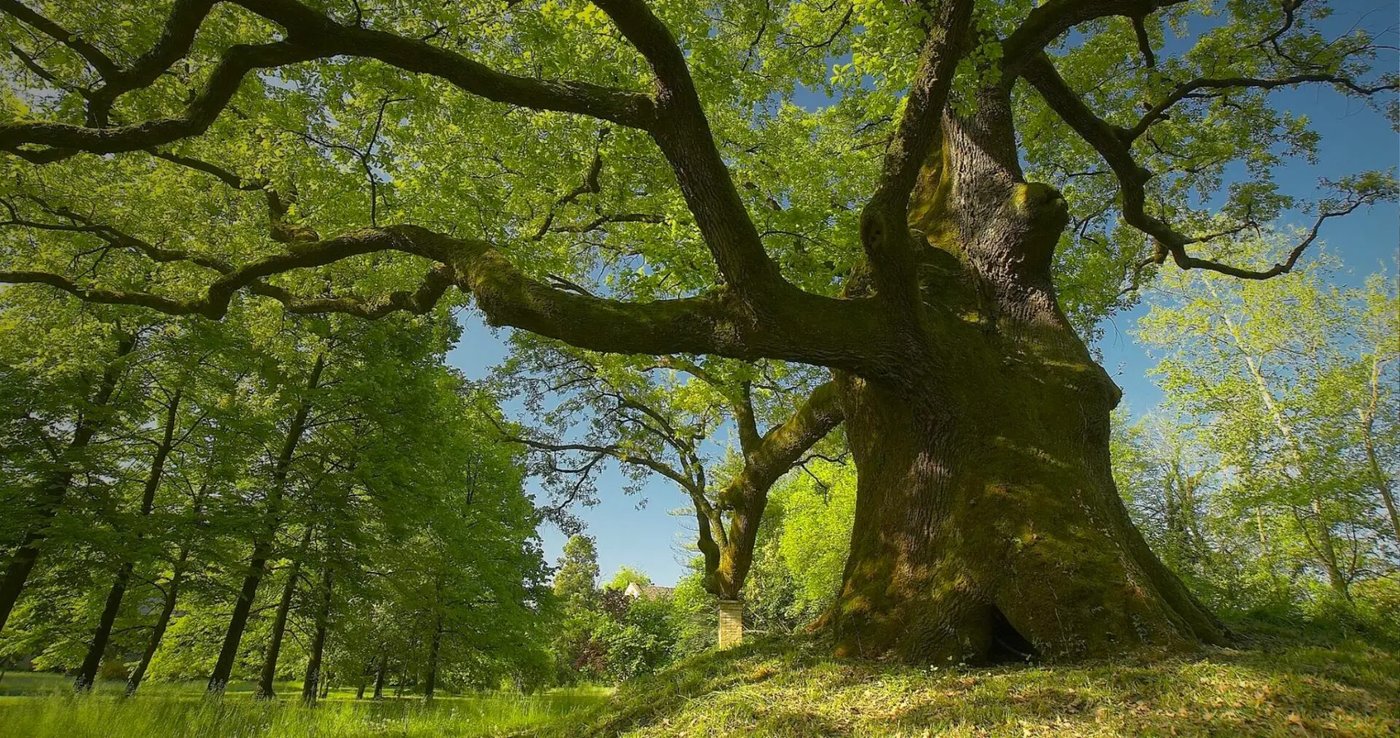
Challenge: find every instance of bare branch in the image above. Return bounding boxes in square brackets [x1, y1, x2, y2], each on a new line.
[1021, 51, 1397, 282]
[1127, 73, 1399, 142]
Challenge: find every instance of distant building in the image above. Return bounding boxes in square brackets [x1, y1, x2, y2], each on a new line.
[623, 582, 674, 600]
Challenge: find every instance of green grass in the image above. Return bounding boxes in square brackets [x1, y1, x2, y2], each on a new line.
[0, 674, 608, 738]
[549, 629, 1400, 737]
[3, 627, 1397, 737]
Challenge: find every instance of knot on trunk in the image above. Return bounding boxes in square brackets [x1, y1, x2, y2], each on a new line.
[1012, 182, 1068, 275]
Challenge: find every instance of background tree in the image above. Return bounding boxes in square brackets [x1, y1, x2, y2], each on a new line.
[1126, 245, 1399, 618]
[497, 340, 842, 638]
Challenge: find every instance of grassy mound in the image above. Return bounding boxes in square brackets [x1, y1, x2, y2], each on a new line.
[549, 629, 1400, 737]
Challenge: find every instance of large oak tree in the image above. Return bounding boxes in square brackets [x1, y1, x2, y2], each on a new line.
[0, 0, 1394, 662]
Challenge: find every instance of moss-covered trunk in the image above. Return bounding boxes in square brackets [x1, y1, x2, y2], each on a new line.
[824, 87, 1224, 663]
[829, 354, 1223, 662]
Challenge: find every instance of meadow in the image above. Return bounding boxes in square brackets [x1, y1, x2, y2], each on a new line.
[0, 674, 608, 738]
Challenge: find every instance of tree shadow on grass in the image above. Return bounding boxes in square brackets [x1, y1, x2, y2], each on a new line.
[540, 630, 1399, 737]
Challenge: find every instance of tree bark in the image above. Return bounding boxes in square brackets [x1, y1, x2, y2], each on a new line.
[256, 526, 313, 699]
[372, 653, 387, 700]
[0, 335, 135, 633]
[1307, 498, 1352, 602]
[424, 612, 443, 701]
[207, 354, 325, 694]
[301, 564, 333, 705]
[821, 90, 1226, 663]
[703, 382, 843, 601]
[1361, 358, 1400, 547]
[125, 546, 189, 696]
[76, 386, 183, 692]
[73, 562, 132, 692]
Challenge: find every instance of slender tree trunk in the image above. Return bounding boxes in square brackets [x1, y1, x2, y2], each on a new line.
[0, 335, 135, 633]
[256, 526, 314, 699]
[1361, 359, 1400, 547]
[1214, 288, 1353, 602]
[372, 653, 387, 699]
[1310, 498, 1352, 601]
[301, 565, 333, 705]
[207, 354, 325, 694]
[355, 677, 367, 700]
[76, 387, 183, 692]
[125, 547, 189, 696]
[1371, 461, 1400, 548]
[822, 91, 1224, 663]
[74, 562, 133, 693]
[424, 612, 443, 701]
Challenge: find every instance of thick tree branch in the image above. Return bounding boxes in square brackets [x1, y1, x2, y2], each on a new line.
[84, 0, 219, 125]
[0, 227, 445, 318]
[860, 0, 972, 306]
[716, 381, 843, 510]
[1000, 0, 1187, 73]
[0, 0, 657, 162]
[0, 41, 321, 158]
[235, 0, 656, 126]
[733, 380, 763, 455]
[592, 0, 787, 297]
[2, 217, 888, 370]
[0, 0, 119, 78]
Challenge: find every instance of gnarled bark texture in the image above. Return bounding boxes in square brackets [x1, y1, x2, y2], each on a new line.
[824, 88, 1225, 664]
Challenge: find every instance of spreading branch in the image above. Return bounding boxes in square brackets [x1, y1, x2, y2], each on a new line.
[1000, 0, 1188, 73]
[593, 0, 786, 295]
[0, 0, 657, 162]
[1020, 51, 1395, 281]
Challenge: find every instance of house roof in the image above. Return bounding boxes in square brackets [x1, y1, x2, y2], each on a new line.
[623, 583, 675, 600]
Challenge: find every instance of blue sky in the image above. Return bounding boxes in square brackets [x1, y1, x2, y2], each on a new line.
[448, 4, 1399, 587]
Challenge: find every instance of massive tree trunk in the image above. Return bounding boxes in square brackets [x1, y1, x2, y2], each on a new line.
[256, 526, 313, 699]
[207, 354, 325, 694]
[76, 387, 183, 693]
[0, 335, 134, 633]
[124, 547, 188, 697]
[823, 89, 1225, 663]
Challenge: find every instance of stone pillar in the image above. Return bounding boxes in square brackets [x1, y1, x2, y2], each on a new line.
[718, 599, 743, 649]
